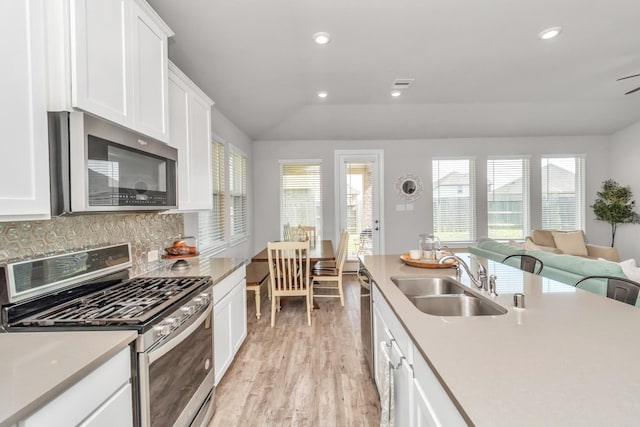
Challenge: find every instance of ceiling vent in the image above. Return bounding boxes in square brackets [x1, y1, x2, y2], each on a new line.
[392, 79, 415, 89]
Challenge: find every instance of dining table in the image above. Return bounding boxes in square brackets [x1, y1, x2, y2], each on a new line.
[251, 239, 335, 263]
[251, 239, 336, 310]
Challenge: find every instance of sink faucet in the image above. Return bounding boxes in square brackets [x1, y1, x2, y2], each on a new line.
[439, 255, 488, 291]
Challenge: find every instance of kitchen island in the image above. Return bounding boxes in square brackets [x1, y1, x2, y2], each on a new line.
[362, 253, 640, 426]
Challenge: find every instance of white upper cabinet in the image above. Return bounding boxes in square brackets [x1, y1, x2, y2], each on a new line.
[48, 0, 172, 142]
[168, 62, 214, 211]
[69, 0, 133, 127]
[0, 0, 51, 220]
[131, 0, 170, 141]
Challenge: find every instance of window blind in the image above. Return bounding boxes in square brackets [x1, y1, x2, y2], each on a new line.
[229, 146, 247, 241]
[344, 161, 376, 258]
[432, 158, 476, 243]
[541, 156, 585, 231]
[279, 162, 323, 240]
[487, 157, 530, 240]
[198, 141, 225, 251]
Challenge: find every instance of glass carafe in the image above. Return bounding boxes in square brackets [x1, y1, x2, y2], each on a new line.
[418, 233, 441, 260]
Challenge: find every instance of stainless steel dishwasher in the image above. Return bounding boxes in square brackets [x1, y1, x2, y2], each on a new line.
[358, 263, 374, 377]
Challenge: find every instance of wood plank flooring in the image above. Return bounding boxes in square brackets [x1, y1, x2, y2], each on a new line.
[208, 275, 381, 426]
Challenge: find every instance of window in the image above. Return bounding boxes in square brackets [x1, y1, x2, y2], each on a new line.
[280, 161, 323, 240]
[487, 157, 530, 240]
[198, 141, 225, 251]
[432, 158, 476, 243]
[541, 156, 585, 231]
[229, 146, 247, 241]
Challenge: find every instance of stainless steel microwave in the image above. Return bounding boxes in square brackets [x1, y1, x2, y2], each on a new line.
[48, 112, 178, 215]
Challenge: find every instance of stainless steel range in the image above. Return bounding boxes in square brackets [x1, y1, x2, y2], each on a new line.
[0, 243, 215, 427]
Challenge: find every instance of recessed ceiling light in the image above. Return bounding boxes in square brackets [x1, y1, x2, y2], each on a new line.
[391, 90, 402, 97]
[317, 91, 328, 98]
[312, 32, 331, 45]
[538, 26, 562, 40]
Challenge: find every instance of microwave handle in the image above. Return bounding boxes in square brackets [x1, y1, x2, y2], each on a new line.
[147, 304, 212, 364]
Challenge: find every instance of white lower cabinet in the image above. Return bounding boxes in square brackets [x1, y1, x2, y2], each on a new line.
[372, 284, 466, 427]
[19, 347, 133, 427]
[213, 265, 247, 384]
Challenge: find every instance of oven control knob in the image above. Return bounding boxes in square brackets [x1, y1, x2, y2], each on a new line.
[154, 324, 171, 338]
[199, 292, 211, 304]
[181, 306, 194, 317]
[193, 296, 204, 307]
[164, 317, 179, 328]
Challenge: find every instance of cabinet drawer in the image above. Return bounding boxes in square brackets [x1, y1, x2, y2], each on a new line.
[213, 266, 246, 304]
[20, 347, 132, 427]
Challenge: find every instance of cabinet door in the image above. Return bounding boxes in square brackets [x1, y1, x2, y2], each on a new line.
[131, 0, 169, 142]
[186, 92, 213, 209]
[213, 294, 232, 385]
[70, 0, 133, 127]
[168, 64, 213, 211]
[229, 279, 247, 353]
[0, 0, 50, 220]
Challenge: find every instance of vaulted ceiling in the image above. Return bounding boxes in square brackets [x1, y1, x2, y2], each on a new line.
[149, 0, 640, 141]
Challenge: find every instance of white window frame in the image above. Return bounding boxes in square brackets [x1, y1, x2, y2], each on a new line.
[541, 155, 586, 232]
[487, 156, 531, 240]
[197, 139, 227, 254]
[229, 144, 248, 244]
[432, 157, 477, 244]
[279, 159, 323, 241]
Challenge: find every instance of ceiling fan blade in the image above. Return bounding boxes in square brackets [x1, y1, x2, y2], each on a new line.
[624, 86, 640, 95]
[617, 73, 640, 81]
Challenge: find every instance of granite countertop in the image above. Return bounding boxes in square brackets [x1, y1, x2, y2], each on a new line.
[362, 253, 640, 426]
[0, 330, 137, 427]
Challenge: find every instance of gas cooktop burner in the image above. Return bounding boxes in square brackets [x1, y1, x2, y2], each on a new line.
[14, 276, 211, 327]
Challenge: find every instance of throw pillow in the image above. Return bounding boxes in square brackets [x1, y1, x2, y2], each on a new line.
[618, 259, 640, 283]
[531, 229, 556, 247]
[551, 230, 588, 257]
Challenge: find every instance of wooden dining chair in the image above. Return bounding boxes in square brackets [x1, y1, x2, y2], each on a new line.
[502, 254, 544, 275]
[267, 240, 312, 326]
[312, 230, 349, 306]
[313, 229, 348, 270]
[573, 275, 640, 306]
[298, 225, 317, 246]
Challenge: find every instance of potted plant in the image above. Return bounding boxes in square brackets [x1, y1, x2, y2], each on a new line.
[591, 179, 640, 247]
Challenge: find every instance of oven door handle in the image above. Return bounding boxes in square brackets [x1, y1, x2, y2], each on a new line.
[148, 303, 212, 364]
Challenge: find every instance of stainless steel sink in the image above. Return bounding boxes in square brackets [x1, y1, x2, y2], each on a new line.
[391, 275, 507, 316]
[411, 294, 507, 316]
[391, 275, 471, 297]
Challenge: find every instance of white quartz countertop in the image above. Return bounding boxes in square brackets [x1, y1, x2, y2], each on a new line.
[142, 255, 245, 283]
[0, 330, 137, 427]
[361, 253, 640, 426]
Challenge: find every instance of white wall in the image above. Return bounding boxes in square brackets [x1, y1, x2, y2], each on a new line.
[184, 107, 254, 260]
[252, 136, 612, 255]
[610, 120, 640, 261]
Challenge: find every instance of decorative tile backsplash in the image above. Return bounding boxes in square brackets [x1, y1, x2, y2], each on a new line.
[0, 213, 184, 275]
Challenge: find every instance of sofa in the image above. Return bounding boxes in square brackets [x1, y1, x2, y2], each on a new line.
[524, 229, 619, 262]
[468, 237, 638, 306]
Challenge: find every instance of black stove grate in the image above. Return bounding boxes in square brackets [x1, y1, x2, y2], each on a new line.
[13, 276, 211, 327]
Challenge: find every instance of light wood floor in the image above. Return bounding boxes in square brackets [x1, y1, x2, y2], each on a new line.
[208, 275, 381, 426]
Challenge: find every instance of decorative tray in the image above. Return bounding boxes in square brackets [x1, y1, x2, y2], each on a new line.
[162, 252, 199, 260]
[400, 253, 457, 269]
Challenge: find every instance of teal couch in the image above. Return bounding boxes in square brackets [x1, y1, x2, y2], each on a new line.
[469, 238, 631, 302]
